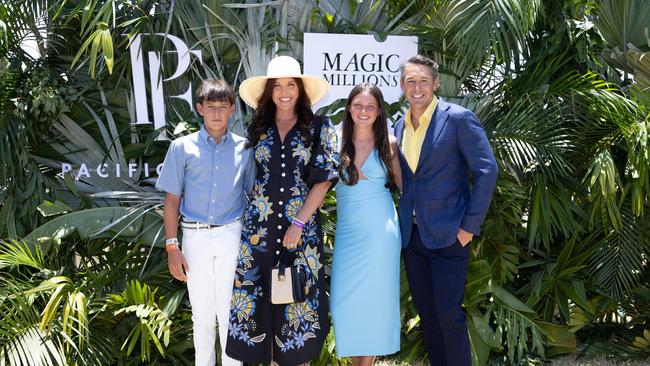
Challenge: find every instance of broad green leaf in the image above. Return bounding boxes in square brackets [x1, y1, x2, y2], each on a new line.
[492, 286, 536, 314]
[36, 200, 73, 217]
[535, 321, 576, 356]
[24, 207, 164, 248]
[467, 315, 493, 366]
[465, 259, 492, 301]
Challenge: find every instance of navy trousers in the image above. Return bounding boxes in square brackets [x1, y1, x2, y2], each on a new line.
[403, 224, 471, 366]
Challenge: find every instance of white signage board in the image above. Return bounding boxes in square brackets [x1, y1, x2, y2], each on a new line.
[303, 33, 418, 109]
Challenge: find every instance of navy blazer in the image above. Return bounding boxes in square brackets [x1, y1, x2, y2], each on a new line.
[395, 99, 498, 249]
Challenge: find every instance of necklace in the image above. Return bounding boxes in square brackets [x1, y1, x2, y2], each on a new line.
[276, 114, 297, 125]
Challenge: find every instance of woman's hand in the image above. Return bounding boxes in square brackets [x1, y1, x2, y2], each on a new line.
[283, 224, 303, 249]
[283, 181, 331, 250]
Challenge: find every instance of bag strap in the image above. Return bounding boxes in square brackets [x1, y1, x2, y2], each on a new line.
[275, 247, 315, 279]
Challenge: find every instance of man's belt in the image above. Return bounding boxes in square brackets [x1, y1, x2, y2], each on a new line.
[181, 220, 225, 230]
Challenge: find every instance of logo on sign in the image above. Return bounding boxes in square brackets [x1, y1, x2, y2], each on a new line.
[129, 33, 203, 139]
[321, 52, 401, 87]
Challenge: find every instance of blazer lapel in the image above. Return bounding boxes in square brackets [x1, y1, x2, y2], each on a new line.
[416, 100, 449, 172]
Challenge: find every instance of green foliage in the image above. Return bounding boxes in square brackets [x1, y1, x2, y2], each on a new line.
[0, 68, 67, 238]
[107, 280, 175, 362]
[0, 235, 192, 365]
[0, 0, 649, 365]
[25, 206, 165, 249]
[0, 294, 68, 366]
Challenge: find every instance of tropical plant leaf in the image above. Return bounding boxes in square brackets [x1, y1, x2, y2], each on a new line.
[24, 206, 165, 249]
[0, 295, 66, 366]
[594, 0, 650, 50]
[589, 200, 650, 298]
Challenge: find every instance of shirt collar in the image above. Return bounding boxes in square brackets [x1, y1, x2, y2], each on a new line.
[405, 95, 438, 129]
[199, 126, 231, 146]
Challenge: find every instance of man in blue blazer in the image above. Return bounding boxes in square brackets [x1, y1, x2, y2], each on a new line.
[395, 55, 498, 366]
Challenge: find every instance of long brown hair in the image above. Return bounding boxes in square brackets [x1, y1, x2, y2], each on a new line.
[246, 78, 313, 148]
[340, 83, 396, 188]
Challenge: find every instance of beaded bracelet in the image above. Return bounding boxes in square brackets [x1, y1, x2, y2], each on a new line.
[291, 218, 306, 229]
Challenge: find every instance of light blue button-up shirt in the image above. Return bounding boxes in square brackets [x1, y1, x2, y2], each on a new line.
[156, 127, 255, 225]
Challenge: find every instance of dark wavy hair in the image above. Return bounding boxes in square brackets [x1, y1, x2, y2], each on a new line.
[246, 78, 314, 148]
[340, 83, 396, 188]
[195, 79, 234, 105]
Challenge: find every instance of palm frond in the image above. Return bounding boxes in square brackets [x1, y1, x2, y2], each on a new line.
[0, 0, 49, 60]
[412, 0, 541, 94]
[584, 150, 623, 230]
[479, 171, 527, 284]
[481, 95, 573, 179]
[594, 0, 650, 50]
[0, 239, 45, 270]
[314, 0, 423, 34]
[0, 295, 66, 366]
[527, 174, 584, 250]
[589, 200, 650, 298]
[568, 79, 639, 157]
[106, 280, 172, 362]
[626, 117, 650, 216]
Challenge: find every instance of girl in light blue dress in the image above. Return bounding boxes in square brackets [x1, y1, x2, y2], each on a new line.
[330, 83, 402, 366]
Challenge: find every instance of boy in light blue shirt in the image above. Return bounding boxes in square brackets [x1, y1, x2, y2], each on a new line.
[156, 79, 253, 366]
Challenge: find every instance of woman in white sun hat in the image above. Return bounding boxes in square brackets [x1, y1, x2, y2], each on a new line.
[226, 55, 339, 366]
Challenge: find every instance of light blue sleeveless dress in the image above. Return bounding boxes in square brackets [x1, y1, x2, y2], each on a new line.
[330, 148, 401, 356]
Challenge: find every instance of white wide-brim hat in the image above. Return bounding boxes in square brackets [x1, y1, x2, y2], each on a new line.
[239, 55, 330, 109]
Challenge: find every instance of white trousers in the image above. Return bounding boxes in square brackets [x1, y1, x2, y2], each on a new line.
[182, 221, 242, 366]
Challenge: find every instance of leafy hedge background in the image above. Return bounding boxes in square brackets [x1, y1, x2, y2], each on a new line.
[0, 0, 649, 365]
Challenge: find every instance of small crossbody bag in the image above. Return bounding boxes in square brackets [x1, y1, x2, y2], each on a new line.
[270, 248, 314, 304]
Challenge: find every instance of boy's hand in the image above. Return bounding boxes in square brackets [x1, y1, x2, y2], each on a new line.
[168, 249, 189, 281]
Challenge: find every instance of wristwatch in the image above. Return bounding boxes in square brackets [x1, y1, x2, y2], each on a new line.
[165, 238, 179, 251]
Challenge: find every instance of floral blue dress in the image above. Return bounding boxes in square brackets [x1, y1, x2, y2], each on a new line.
[226, 116, 339, 364]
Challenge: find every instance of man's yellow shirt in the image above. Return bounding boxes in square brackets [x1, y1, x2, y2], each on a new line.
[402, 97, 438, 172]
